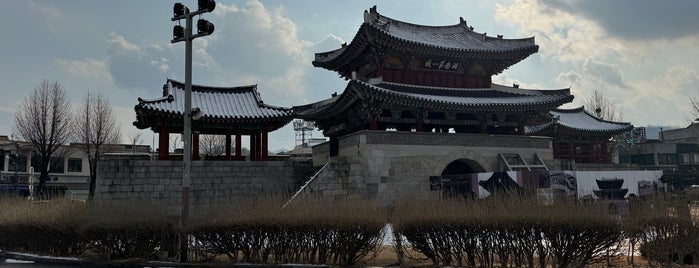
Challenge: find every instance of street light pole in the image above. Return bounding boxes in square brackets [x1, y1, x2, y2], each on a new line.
[181, 8, 193, 235]
[170, 1, 215, 262]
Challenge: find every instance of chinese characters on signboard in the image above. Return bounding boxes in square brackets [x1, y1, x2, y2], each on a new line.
[423, 59, 460, 71]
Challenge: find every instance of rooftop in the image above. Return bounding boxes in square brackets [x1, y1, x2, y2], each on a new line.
[526, 106, 634, 136]
[313, 6, 539, 75]
[134, 79, 293, 134]
[295, 79, 572, 119]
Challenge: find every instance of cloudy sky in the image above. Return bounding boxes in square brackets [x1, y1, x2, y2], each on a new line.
[1, 0, 698, 151]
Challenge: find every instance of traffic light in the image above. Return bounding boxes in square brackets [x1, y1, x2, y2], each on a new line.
[173, 3, 189, 17]
[197, 19, 214, 36]
[173, 25, 185, 40]
[198, 0, 216, 12]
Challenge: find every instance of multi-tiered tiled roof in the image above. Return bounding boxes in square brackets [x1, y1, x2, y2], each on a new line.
[134, 79, 292, 134]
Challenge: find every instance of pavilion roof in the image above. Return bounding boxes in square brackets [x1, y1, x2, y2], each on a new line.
[525, 106, 633, 136]
[294, 79, 572, 136]
[313, 6, 539, 76]
[134, 79, 292, 134]
[294, 79, 573, 120]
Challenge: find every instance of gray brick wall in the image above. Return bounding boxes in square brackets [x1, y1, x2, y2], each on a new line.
[95, 159, 296, 215]
[338, 130, 551, 149]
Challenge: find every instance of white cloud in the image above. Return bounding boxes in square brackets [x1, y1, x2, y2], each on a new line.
[315, 34, 346, 52]
[564, 57, 627, 88]
[108, 32, 140, 53]
[195, 0, 316, 105]
[27, 1, 62, 19]
[497, 0, 699, 128]
[495, 0, 619, 62]
[105, 32, 173, 91]
[54, 58, 113, 82]
[493, 72, 544, 89]
[582, 58, 625, 87]
[213, 3, 239, 16]
[624, 65, 699, 125]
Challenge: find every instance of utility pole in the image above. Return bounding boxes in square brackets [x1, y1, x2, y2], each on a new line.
[170, 0, 215, 262]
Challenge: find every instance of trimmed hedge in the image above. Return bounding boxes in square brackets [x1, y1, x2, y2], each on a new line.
[1, 196, 696, 267]
[188, 198, 386, 265]
[393, 197, 625, 268]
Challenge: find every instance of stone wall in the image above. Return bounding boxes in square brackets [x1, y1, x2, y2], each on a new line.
[95, 159, 296, 215]
[294, 130, 556, 206]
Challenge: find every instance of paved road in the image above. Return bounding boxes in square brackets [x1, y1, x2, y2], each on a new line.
[1, 263, 80, 268]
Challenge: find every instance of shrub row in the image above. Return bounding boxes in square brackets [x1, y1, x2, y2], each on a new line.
[0, 197, 385, 265]
[626, 198, 699, 266]
[392, 197, 624, 268]
[188, 198, 386, 265]
[190, 222, 383, 265]
[1, 196, 696, 266]
[0, 198, 176, 260]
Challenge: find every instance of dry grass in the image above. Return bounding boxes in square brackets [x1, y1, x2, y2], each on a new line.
[1, 195, 697, 266]
[191, 196, 386, 227]
[360, 247, 699, 268]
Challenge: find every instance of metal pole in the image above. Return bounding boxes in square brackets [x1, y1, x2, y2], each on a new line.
[180, 14, 193, 263]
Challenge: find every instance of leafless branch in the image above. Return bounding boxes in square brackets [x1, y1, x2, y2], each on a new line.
[73, 92, 122, 200]
[14, 80, 73, 197]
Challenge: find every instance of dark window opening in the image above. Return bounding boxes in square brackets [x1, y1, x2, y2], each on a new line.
[9, 154, 27, 172]
[67, 158, 82, 173]
[49, 157, 64, 174]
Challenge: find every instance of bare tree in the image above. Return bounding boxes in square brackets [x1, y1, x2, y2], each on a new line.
[585, 89, 623, 121]
[689, 96, 699, 121]
[14, 81, 73, 197]
[129, 132, 144, 154]
[170, 134, 182, 153]
[199, 135, 228, 157]
[73, 92, 122, 200]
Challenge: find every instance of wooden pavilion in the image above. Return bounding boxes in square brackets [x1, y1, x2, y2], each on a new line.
[134, 79, 292, 161]
[526, 107, 634, 164]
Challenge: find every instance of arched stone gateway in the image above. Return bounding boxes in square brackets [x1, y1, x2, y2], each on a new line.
[441, 159, 486, 175]
[431, 150, 489, 198]
[433, 150, 490, 175]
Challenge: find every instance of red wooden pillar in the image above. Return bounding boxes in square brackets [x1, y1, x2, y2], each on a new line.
[255, 132, 262, 161]
[235, 132, 242, 160]
[261, 131, 268, 161]
[250, 133, 257, 161]
[158, 125, 169, 160]
[192, 132, 200, 160]
[225, 133, 232, 160]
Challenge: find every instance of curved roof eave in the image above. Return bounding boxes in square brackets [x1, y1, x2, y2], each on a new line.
[292, 79, 574, 121]
[526, 106, 634, 136]
[313, 7, 539, 70]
